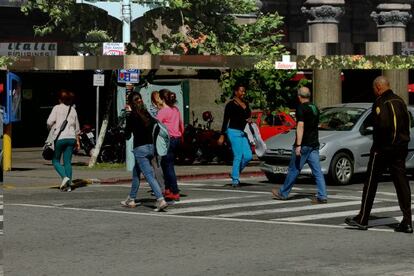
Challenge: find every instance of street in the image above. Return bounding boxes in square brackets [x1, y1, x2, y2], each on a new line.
[3, 176, 414, 275]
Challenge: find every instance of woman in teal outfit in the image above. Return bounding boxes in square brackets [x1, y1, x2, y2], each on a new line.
[47, 90, 80, 192]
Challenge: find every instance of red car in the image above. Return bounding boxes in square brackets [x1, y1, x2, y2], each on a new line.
[251, 110, 296, 141]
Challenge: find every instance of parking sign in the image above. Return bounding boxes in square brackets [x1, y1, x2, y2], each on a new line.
[117, 69, 140, 83]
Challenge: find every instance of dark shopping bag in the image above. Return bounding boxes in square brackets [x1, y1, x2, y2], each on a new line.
[42, 143, 54, 160]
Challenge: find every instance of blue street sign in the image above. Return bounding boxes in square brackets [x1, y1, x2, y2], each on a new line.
[117, 69, 140, 84]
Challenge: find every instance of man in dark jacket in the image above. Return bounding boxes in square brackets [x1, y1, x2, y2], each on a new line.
[345, 76, 413, 233]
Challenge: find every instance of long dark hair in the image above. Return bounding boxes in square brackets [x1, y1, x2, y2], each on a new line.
[127, 91, 152, 127]
[159, 89, 177, 107]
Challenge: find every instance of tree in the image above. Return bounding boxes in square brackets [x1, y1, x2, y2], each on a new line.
[21, 0, 286, 60]
[218, 69, 310, 112]
[21, 0, 118, 40]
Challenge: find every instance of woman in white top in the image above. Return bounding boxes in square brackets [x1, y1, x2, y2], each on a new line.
[47, 90, 80, 192]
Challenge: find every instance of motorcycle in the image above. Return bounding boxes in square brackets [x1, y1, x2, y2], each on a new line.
[97, 111, 127, 164]
[78, 124, 96, 156]
[176, 111, 233, 165]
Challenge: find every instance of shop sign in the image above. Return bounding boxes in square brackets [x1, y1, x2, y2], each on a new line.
[0, 42, 57, 56]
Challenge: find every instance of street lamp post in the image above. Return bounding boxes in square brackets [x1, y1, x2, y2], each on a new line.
[75, 0, 164, 43]
[76, 0, 163, 170]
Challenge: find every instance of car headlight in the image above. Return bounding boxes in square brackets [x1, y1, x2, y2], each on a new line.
[319, 143, 326, 150]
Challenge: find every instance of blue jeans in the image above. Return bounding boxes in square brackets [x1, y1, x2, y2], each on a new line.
[227, 128, 253, 184]
[129, 144, 163, 200]
[161, 137, 180, 194]
[52, 138, 76, 181]
[279, 146, 327, 200]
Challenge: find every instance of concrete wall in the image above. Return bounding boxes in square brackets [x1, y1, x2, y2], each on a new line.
[188, 79, 225, 131]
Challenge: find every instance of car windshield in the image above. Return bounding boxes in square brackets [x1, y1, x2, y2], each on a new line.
[318, 107, 366, 131]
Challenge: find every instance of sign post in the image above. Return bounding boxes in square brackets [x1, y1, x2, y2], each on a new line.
[93, 72, 105, 140]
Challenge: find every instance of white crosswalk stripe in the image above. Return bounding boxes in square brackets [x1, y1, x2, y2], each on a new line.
[274, 206, 404, 222]
[216, 201, 362, 218]
[162, 187, 407, 230]
[166, 198, 310, 214]
[174, 195, 260, 204]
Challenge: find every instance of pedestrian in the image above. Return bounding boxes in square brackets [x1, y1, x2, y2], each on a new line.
[47, 89, 80, 192]
[345, 76, 412, 233]
[121, 91, 168, 211]
[147, 90, 165, 192]
[271, 87, 328, 204]
[148, 90, 163, 118]
[218, 83, 253, 187]
[157, 89, 184, 201]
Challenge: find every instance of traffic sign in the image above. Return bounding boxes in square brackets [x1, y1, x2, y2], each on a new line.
[93, 74, 105, 86]
[117, 69, 140, 83]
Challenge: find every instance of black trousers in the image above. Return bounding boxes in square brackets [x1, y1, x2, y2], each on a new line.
[358, 148, 412, 225]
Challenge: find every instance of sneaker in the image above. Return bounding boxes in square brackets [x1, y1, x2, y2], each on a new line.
[66, 185, 72, 192]
[344, 216, 368, 230]
[60, 177, 70, 190]
[311, 197, 327, 204]
[164, 189, 172, 196]
[120, 196, 137, 208]
[154, 198, 168, 212]
[232, 181, 240, 188]
[165, 192, 180, 201]
[271, 188, 287, 200]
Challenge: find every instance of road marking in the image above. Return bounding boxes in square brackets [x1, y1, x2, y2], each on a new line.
[8, 203, 395, 233]
[165, 198, 310, 214]
[175, 195, 260, 204]
[275, 206, 405, 222]
[191, 188, 282, 195]
[360, 216, 402, 227]
[217, 201, 362, 218]
[0, 215, 3, 221]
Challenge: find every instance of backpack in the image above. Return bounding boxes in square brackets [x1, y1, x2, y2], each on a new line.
[152, 120, 170, 157]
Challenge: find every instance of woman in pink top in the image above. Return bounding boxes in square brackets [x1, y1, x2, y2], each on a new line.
[157, 89, 184, 201]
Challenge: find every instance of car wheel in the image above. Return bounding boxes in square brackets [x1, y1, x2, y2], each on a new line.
[329, 152, 354, 185]
[265, 172, 285, 183]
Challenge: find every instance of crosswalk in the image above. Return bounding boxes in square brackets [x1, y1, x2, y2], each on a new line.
[163, 187, 408, 230]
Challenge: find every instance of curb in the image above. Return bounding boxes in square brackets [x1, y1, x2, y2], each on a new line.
[99, 171, 265, 185]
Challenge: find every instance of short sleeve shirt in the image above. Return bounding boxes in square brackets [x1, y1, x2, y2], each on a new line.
[295, 102, 320, 148]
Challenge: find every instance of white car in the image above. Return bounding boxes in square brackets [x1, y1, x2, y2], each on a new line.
[260, 103, 414, 185]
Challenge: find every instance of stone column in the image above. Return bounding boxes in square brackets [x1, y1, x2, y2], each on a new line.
[300, 1, 345, 107]
[383, 69, 410, 104]
[313, 69, 342, 108]
[370, 1, 413, 103]
[371, 1, 413, 42]
[301, 0, 345, 43]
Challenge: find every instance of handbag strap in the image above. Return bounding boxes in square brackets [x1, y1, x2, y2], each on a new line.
[55, 105, 72, 141]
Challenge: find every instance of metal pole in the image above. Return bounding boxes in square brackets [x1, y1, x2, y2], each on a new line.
[122, 0, 131, 43]
[96, 86, 100, 141]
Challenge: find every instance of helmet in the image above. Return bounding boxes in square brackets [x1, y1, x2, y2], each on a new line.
[202, 111, 213, 122]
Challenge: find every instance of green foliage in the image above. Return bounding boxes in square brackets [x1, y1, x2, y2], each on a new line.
[135, 4, 286, 57]
[74, 29, 113, 55]
[218, 70, 309, 111]
[0, 57, 18, 69]
[21, 0, 118, 40]
[297, 55, 414, 70]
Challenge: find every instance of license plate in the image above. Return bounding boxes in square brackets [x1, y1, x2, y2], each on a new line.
[272, 166, 288, 174]
[86, 132, 94, 138]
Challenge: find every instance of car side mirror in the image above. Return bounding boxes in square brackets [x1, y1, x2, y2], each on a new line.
[361, 126, 373, 136]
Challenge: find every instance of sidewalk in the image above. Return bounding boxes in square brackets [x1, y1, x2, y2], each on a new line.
[4, 148, 264, 188]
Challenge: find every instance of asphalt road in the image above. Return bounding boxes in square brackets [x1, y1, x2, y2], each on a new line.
[3, 176, 414, 276]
